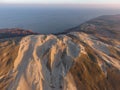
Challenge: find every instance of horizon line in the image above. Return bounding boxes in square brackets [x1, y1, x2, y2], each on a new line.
[0, 3, 120, 5]
[0, 3, 120, 8]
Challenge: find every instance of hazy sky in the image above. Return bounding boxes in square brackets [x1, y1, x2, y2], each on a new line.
[0, 0, 119, 4]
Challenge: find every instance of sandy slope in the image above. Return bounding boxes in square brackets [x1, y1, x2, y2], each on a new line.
[0, 31, 118, 90]
[7, 34, 81, 90]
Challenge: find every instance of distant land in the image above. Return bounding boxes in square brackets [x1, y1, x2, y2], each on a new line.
[0, 28, 38, 39]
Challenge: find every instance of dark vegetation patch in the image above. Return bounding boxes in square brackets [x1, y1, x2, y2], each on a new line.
[0, 38, 20, 90]
[68, 45, 120, 90]
[108, 46, 120, 60]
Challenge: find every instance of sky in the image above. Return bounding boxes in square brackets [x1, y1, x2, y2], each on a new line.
[0, 0, 120, 4]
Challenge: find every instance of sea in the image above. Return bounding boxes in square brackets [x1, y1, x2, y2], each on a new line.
[0, 4, 120, 34]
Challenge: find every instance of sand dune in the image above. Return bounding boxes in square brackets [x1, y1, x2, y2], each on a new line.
[0, 15, 120, 90]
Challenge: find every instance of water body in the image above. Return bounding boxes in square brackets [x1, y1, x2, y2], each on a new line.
[0, 4, 120, 34]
